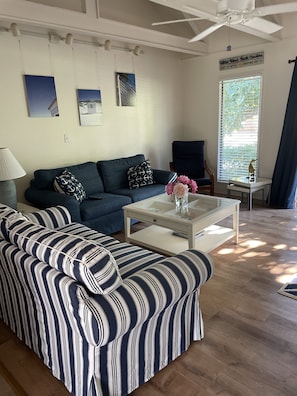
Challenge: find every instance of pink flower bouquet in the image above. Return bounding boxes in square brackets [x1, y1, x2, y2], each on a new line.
[166, 175, 198, 197]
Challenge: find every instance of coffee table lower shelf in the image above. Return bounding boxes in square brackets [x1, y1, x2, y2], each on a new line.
[127, 224, 236, 255]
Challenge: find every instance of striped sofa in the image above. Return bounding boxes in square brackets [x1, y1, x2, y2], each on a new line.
[0, 204, 214, 396]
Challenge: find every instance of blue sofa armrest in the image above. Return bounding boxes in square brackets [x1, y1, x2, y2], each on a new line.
[79, 249, 214, 346]
[152, 169, 177, 185]
[25, 188, 81, 222]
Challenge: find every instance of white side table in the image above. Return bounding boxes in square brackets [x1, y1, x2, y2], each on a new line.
[227, 177, 272, 210]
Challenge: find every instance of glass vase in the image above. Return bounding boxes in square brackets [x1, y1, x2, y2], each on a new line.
[175, 193, 189, 218]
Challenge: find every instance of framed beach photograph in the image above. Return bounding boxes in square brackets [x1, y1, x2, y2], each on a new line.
[115, 72, 136, 106]
[77, 89, 103, 126]
[24, 74, 59, 117]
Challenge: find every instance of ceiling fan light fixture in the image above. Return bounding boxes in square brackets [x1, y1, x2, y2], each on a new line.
[226, 14, 244, 24]
[217, 0, 255, 16]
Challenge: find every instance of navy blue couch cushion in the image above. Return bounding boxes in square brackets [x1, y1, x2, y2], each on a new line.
[33, 162, 104, 195]
[80, 193, 131, 221]
[98, 154, 145, 192]
[112, 184, 165, 202]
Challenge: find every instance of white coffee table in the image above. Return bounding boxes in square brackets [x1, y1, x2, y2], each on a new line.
[123, 193, 240, 256]
[227, 177, 272, 210]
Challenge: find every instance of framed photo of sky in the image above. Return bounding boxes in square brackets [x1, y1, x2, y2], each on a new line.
[115, 72, 136, 106]
[24, 75, 59, 117]
[77, 89, 103, 126]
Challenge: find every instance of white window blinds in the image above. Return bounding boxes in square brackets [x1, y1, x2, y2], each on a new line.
[218, 75, 262, 182]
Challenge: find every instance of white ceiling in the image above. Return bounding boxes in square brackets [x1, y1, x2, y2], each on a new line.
[1, 0, 297, 56]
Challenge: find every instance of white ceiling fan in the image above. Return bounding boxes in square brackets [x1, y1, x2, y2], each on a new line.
[151, 0, 297, 42]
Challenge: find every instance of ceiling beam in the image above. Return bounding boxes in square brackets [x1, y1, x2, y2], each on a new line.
[0, 0, 207, 55]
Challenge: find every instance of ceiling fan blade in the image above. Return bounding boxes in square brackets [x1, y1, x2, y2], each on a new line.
[189, 22, 225, 42]
[256, 2, 297, 17]
[244, 16, 283, 34]
[152, 17, 202, 26]
[232, 23, 280, 42]
[184, 5, 219, 23]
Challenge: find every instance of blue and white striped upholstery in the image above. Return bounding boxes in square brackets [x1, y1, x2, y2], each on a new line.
[3, 218, 122, 294]
[24, 205, 72, 228]
[58, 222, 165, 278]
[0, 210, 214, 396]
[0, 204, 22, 219]
[0, 204, 71, 235]
[0, 204, 27, 240]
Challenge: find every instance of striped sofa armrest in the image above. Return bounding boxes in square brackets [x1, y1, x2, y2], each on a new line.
[24, 206, 72, 228]
[82, 249, 214, 346]
[3, 217, 122, 294]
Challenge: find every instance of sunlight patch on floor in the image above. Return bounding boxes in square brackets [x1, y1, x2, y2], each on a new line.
[216, 247, 234, 255]
[276, 272, 297, 284]
[215, 236, 297, 284]
[242, 251, 271, 258]
[213, 208, 297, 285]
[273, 244, 288, 250]
[264, 262, 297, 284]
[240, 239, 266, 248]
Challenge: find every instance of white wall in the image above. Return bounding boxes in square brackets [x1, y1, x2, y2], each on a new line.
[181, 36, 297, 194]
[0, 33, 182, 202]
[2, 26, 296, 202]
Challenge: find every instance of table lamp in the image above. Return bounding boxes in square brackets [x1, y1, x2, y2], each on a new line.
[0, 147, 26, 209]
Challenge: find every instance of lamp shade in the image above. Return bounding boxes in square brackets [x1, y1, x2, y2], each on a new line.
[0, 147, 26, 181]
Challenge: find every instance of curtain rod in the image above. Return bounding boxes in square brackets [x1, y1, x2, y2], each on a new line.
[288, 58, 297, 64]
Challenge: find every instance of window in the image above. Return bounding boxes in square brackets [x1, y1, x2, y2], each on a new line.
[217, 75, 262, 182]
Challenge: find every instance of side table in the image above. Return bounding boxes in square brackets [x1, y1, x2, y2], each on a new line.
[227, 177, 272, 210]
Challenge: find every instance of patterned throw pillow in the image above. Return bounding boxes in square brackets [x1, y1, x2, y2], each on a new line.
[127, 160, 154, 189]
[54, 169, 86, 203]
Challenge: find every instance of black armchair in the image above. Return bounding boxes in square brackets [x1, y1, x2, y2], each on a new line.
[169, 140, 215, 195]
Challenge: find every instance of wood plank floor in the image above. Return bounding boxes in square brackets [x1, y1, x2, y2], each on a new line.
[1, 203, 297, 395]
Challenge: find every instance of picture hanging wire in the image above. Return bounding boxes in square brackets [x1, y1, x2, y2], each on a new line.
[226, 17, 232, 52]
[48, 42, 55, 76]
[95, 49, 101, 88]
[72, 46, 79, 88]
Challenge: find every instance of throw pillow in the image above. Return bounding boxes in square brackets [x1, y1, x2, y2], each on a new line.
[127, 160, 154, 189]
[4, 218, 122, 295]
[54, 169, 86, 203]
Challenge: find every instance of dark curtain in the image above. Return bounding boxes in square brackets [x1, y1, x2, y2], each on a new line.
[270, 58, 297, 208]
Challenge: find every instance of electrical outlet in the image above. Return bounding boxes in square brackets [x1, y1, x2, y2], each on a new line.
[64, 133, 70, 143]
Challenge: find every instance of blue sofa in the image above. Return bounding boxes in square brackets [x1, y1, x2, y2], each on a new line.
[25, 154, 176, 234]
[0, 204, 214, 396]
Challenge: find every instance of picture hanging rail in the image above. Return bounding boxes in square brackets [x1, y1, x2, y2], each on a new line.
[219, 51, 264, 71]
